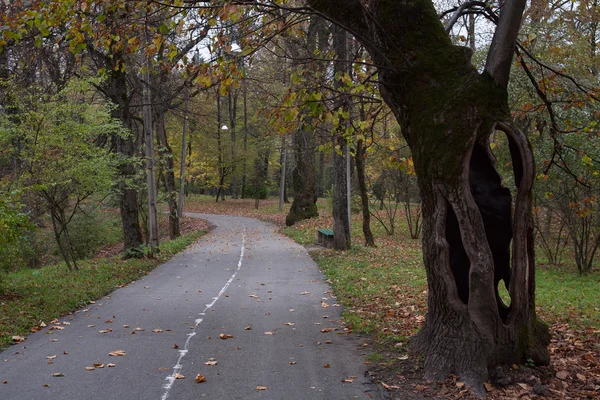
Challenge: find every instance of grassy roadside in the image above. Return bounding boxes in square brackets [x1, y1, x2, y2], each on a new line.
[0, 229, 207, 349]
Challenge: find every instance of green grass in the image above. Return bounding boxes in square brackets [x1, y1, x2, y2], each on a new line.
[0, 229, 207, 349]
[280, 209, 600, 343]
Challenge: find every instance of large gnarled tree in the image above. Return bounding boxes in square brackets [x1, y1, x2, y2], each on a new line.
[307, 0, 549, 392]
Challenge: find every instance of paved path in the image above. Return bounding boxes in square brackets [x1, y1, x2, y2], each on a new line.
[0, 214, 383, 400]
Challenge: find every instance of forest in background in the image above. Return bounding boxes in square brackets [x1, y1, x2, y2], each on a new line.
[1, 0, 600, 397]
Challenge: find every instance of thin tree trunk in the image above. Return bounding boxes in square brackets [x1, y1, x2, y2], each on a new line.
[332, 24, 350, 250]
[216, 89, 225, 203]
[241, 77, 248, 199]
[178, 93, 188, 216]
[279, 137, 287, 212]
[155, 108, 180, 239]
[228, 90, 238, 199]
[355, 139, 375, 247]
[143, 49, 159, 249]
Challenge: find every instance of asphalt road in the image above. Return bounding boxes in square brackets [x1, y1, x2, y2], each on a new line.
[0, 213, 384, 400]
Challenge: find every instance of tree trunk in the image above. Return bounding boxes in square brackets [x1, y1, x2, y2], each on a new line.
[178, 93, 188, 216]
[216, 89, 225, 203]
[228, 90, 238, 199]
[308, 0, 549, 392]
[285, 123, 319, 226]
[109, 70, 143, 252]
[332, 24, 350, 250]
[143, 56, 159, 250]
[241, 79, 248, 199]
[155, 106, 180, 239]
[355, 139, 375, 247]
[279, 137, 287, 212]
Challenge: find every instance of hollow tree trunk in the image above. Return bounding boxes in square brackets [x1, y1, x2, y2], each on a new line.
[307, 0, 549, 392]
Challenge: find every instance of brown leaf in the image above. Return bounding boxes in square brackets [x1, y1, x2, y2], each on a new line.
[40, 322, 47, 327]
[341, 378, 354, 383]
[49, 326, 64, 331]
[556, 371, 569, 380]
[85, 367, 95, 371]
[320, 328, 333, 333]
[219, 333, 234, 339]
[2, 381, 7, 384]
[108, 350, 127, 356]
[107, 363, 116, 368]
[152, 329, 163, 333]
[484, 382, 494, 392]
[195, 374, 206, 383]
[284, 322, 295, 326]
[300, 292, 310, 295]
[289, 361, 297, 365]
[576, 373, 586, 382]
[12, 336, 25, 343]
[205, 360, 217, 366]
[46, 355, 56, 360]
[93, 363, 104, 368]
[244, 325, 252, 330]
[256, 385, 268, 390]
[323, 363, 331, 368]
[175, 373, 185, 379]
[51, 373, 64, 377]
[264, 331, 273, 335]
[173, 344, 179, 349]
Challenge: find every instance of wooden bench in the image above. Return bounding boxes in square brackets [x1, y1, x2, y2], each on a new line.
[317, 228, 334, 249]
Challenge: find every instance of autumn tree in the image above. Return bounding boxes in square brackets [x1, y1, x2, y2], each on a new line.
[303, 0, 550, 392]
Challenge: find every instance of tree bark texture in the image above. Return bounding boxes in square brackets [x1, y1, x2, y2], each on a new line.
[308, 0, 549, 391]
[155, 106, 180, 239]
[332, 24, 351, 250]
[284, 16, 326, 226]
[355, 139, 375, 247]
[108, 69, 143, 252]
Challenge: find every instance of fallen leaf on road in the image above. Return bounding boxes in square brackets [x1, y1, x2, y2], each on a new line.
[175, 373, 185, 379]
[289, 361, 297, 365]
[324, 363, 331, 368]
[321, 302, 329, 308]
[244, 325, 252, 330]
[98, 329, 112, 333]
[320, 328, 333, 333]
[325, 340, 332, 344]
[300, 292, 310, 295]
[219, 333, 234, 339]
[2, 380, 7, 384]
[152, 329, 163, 333]
[108, 350, 127, 356]
[134, 327, 144, 331]
[107, 363, 116, 367]
[249, 294, 259, 298]
[87, 325, 95, 328]
[264, 331, 273, 335]
[284, 322, 295, 326]
[12, 336, 25, 343]
[173, 344, 179, 349]
[195, 374, 206, 383]
[256, 385, 268, 390]
[289, 309, 295, 312]
[93, 363, 104, 368]
[49, 326, 64, 330]
[40, 322, 47, 327]
[122, 325, 130, 328]
[51, 373, 64, 377]
[85, 367, 95, 371]
[205, 359, 217, 366]
[341, 378, 354, 383]
[47, 355, 56, 360]
[49, 339, 58, 342]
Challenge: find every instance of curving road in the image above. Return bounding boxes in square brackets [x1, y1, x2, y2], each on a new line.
[0, 213, 384, 400]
